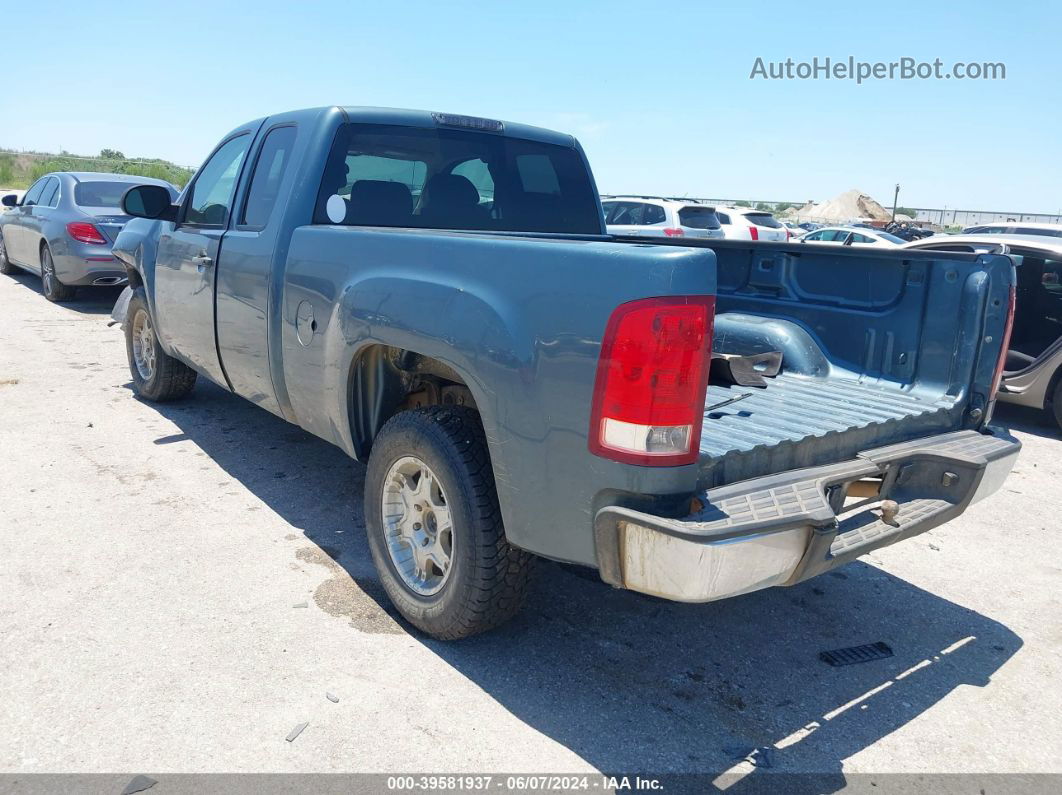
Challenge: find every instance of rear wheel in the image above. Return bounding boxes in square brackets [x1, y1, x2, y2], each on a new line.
[124, 287, 197, 402]
[364, 406, 536, 639]
[40, 245, 76, 302]
[0, 232, 16, 275]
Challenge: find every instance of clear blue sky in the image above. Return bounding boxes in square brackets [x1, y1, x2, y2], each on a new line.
[2, 0, 1058, 211]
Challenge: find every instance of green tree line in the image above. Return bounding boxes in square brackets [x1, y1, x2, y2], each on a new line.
[0, 149, 194, 189]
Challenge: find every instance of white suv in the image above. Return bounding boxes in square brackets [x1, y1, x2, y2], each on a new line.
[715, 206, 789, 242]
[602, 196, 725, 239]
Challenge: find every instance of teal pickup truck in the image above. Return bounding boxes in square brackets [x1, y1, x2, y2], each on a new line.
[111, 106, 1020, 639]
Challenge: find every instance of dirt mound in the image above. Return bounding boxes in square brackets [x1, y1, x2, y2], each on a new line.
[799, 189, 892, 222]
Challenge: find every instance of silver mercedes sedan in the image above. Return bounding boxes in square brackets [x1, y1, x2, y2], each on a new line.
[0, 172, 177, 302]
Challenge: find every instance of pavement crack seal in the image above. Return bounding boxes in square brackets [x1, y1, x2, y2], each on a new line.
[294, 546, 405, 634]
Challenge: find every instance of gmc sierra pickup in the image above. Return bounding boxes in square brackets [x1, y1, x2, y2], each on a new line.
[111, 106, 1020, 640]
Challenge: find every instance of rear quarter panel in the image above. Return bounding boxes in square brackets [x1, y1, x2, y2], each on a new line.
[279, 227, 717, 564]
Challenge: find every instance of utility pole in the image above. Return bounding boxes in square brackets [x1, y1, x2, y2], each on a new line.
[892, 183, 900, 221]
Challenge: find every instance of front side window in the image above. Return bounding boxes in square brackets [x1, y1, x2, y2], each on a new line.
[314, 123, 601, 234]
[22, 178, 48, 206]
[242, 126, 297, 227]
[186, 134, 250, 226]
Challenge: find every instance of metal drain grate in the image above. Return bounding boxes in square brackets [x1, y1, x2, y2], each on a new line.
[819, 641, 894, 667]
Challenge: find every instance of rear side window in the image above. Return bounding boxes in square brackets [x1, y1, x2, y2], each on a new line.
[603, 202, 662, 226]
[716, 211, 731, 224]
[39, 177, 60, 208]
[678, 206, 720, 229]
[242, 125, 297, 227]
[314, 123, 601, 233]
[743, 212, 782, 229]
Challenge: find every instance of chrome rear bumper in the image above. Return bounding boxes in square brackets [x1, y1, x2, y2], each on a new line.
[594, 429, 1020, 602]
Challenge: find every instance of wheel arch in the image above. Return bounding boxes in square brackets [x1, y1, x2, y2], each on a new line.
[346, 344, 482, 460]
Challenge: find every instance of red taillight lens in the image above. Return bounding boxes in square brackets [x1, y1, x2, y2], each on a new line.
[67, 222, 107, 244]
[589, 296, 716, 466]
[749, 226, 759, 241]
[663, 227, 685, 237]
[991, 285, 1017, 397]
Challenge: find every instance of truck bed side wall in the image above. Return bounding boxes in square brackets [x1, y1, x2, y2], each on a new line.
[279, 229, 717, 565]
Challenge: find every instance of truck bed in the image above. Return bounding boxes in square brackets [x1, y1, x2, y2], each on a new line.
[658, 238, 1016, 490]
[699, 373, 958, 488]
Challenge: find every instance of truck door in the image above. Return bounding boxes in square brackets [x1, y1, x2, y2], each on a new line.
[153, 131, 255, 386]
[214, 123, 299, 417]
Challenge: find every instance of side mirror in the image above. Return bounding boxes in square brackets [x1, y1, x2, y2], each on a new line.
[1, 194, 17, 207]
[122, 184, 178, 221]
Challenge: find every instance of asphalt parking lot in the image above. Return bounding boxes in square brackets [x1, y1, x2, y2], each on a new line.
[1, 272, 1060, 787]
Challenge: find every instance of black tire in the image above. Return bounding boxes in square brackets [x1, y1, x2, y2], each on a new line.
[364, 406, 536, 639]
[40, 245, 76, 302]
[0, 231, 17, 275]
[124, 287, 198, 402]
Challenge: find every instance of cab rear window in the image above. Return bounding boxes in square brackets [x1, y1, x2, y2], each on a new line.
[314, 123, 602, 234]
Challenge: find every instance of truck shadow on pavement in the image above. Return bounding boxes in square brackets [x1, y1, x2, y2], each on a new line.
[7, 271, 123, 315]
[144, 380, 1023, 794]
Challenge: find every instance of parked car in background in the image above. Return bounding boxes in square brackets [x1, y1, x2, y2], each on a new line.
[798, 226, 905, 247]
[780, 220, 804, 236]
[798, 221, 823, 232]
[903, 233, 1062, 428]
[0, 172, 178, 302]
[962, 221, 1062, 238]
[601, 196, 724, 238]
[108, 105, 1019, 639]
[715, 206, 788, 241]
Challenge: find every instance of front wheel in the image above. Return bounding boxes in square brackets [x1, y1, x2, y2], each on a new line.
[124, 287, 197, 402]
[364, 406, 536, 639]
[0, 232, 17, 275]
[40, 245, 76, 302]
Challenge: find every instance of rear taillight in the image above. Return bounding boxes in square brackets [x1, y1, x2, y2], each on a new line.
[749, 227, 759, 241]
[663, 227, 684, 237]
[991, 285, 1017, 396]
[67, 222, 107, 244]
[589, 296, 716, 466]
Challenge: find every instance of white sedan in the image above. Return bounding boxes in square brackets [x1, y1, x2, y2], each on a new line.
[797, 226, 905, 247]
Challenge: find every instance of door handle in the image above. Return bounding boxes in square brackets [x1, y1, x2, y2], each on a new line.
[192, 254, 213, 269]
